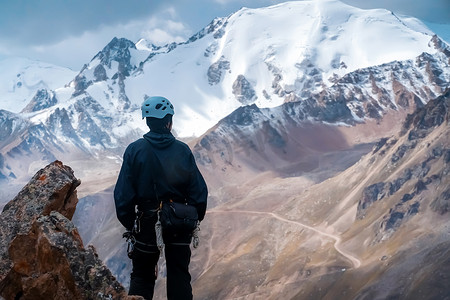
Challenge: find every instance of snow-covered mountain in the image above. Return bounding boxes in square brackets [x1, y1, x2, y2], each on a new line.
[1, 0, 449, 201]
[0, 57, 77, 113]
[68, 0, 446, 136]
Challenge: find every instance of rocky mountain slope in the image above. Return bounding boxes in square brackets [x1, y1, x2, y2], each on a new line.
[0, 161, 138, 299]
[3, 89, 447, 300]
[187, 89, 449, 299]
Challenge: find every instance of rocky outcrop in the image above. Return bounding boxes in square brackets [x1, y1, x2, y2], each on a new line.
[207, 56, 230, 85]
[401, 88, 450, 138]
[21, 89, 58, 113]
[232, 75, 257, 105]
[309, 39, 450, 124]
[93, 37, 136, 72]
[188, 17, 227, 43]
[355, 89, 450, 244]
[72, 74, 91, 97]
[73, 37, 135, 111]
[94, 65, 108, 82]
[0, 161, 137, 299]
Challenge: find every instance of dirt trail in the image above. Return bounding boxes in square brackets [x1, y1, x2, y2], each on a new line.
[202, 209, 361, 274]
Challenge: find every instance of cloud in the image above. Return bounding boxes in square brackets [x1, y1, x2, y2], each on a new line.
[120, 8, 192, 46]
[0, 0, 164, 45]
[0, 5, 192, 70]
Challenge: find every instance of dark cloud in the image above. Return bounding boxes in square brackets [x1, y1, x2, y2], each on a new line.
[0, 0, 163, 45]
[2, 0, 447, 46]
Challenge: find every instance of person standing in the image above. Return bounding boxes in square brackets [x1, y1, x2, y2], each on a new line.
[114, 96, 208, 299]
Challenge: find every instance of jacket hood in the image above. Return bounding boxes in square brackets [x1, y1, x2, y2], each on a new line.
[143, 131, 176, 149]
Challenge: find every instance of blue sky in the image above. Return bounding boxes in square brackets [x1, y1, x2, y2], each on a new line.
[0, 0, 448, 70]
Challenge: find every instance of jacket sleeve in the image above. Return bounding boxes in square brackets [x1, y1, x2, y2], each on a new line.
[114, 147, 136, 230]
[187, 153, 208, 221]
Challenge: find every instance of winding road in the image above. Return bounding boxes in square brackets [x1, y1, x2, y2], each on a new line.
[201, 209, 361, 275]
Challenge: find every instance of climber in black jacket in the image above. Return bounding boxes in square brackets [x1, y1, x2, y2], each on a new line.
[114, 96, 208, 300]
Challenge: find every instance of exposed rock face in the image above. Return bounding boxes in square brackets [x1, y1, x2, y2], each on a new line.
[354, 89, 450, 244]
[21, 89, 58, 113]
[0, 161, 137, 299]
[401, 88, 450, 138]
[188, 17, 227, 43]
[94, 64, 108, 82]
[93, 37, 136, 73]
[73, 37, 133, 110]
[72, 74, 91, 97]
[232, 75, 257, 105]
[207, 56, 230, 85]
[309, 39, 450, 123]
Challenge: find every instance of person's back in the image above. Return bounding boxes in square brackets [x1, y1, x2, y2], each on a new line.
[114, 96, 208, 299]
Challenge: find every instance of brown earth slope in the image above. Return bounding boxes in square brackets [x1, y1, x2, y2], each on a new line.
[189, 89, 449, 299]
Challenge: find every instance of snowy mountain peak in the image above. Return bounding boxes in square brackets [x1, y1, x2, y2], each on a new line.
[92, 37, 137, 68]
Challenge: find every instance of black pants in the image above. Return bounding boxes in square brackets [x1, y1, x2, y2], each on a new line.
[129, 244, 192, 300]
[165, 244, 192, 300]
[129, 248, 160, 299]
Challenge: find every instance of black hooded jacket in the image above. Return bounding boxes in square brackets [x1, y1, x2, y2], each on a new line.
[114, 131, 208, 231]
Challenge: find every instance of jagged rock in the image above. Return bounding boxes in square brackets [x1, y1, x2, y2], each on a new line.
[357, 156, 436, 220]
[72, 74, 91, 97]
[94, 65, 108, 82]
[207, 56, 230, 85]
[189, 17, 227, 43]
[376, 200, 421, 242]
[72, 96, 113, 147]
[357, 182, 387, 219]
[21, 89, 58, 113]
[391, 142, 417, 164]
[46, 107, 80, 145]
[221, 104, 261, 127]
[232, 75, 257, 104]
[401, 88, 450, 137]
[94, 37, 136, 71]
[0, 161, 139, 299]
[271, 73, 285, 97]
[372, 137, 389, 154]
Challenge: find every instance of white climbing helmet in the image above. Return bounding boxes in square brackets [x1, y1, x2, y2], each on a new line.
[141, 96, 174, 119]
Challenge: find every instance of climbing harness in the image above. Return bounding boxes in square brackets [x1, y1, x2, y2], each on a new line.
[192, 223, 200, 249]
[155, 211, 164, 251]
[133, 210, 143, 234]
[124, 231, 136, 258]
